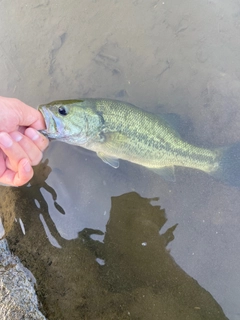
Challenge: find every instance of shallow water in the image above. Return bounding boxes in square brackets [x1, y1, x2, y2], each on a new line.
[1, 0, 240, 319]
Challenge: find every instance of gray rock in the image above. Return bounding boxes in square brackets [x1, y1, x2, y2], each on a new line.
[0, 238, 46, 320]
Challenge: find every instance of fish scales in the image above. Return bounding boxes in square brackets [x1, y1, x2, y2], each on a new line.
[93, 99, 219, 170]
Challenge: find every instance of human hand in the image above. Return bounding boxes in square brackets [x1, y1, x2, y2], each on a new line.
[0, 96, 49, 187]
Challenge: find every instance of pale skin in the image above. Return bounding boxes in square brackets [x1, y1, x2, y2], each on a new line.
[0, 96, 49, 187]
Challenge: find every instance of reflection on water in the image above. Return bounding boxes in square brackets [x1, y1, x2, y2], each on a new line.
[24, 159, 60, 213]
[11, 140, 234, 319]
[10, 179, 228, 319]
[96, 192, 227, 319]
[20, 159, 65, 247]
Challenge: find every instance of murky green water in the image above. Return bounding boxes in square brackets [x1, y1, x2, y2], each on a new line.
[1, 1, 240, 319]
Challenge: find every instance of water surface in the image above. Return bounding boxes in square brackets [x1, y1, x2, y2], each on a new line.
[1, 1, 240, 319]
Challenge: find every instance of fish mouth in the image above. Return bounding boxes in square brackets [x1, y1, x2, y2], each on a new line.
[38, 105, 64, 138]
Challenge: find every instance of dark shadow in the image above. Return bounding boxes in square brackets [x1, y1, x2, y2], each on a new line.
[19, 159, 66, 244]
[29, 159, 65, 215]
[81, 192, 228, 320]
[17, 162, 228, 319]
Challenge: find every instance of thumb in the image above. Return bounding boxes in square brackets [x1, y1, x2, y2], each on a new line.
[16, 100, 46, 130]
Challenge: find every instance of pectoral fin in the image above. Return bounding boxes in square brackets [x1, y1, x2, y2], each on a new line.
[150, 166, 176, 182]
[97, 152, 119, 168]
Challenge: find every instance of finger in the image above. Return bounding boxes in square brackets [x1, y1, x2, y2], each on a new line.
[11, 98, 46, 130]
[24, 128, 49, 152]
[0, 151, 6, 177]
[0, 158, 33, 187]
[10, 131, 45, 166]
[0, 132, 29, 172]
[0, 97, 46, 131]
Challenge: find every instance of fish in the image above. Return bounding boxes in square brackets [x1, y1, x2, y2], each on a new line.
[38, 98, 240, 186]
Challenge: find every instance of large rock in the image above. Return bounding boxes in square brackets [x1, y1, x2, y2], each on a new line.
[0, 238, 46, 320]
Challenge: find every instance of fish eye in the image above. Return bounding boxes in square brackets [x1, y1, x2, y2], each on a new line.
[58, 105, 68, 116]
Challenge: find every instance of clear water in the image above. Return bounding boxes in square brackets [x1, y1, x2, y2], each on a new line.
[1, 1, 240, 319]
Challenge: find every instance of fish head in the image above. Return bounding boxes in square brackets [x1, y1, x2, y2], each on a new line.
[38, 100, 104, 145]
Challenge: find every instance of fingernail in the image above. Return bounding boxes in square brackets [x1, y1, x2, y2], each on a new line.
[25, 128, 39, 141]
[0, 133, 13, 148]
[23, 159, 32, 172]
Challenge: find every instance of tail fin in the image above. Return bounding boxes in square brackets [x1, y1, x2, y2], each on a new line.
[210, 142, 240, 187]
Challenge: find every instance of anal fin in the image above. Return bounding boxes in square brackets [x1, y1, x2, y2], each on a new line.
[97, 152, 119, 168]
[150, 166, 176, 182]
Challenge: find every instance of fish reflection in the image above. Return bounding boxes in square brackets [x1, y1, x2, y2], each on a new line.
[81, 192, 228, 320]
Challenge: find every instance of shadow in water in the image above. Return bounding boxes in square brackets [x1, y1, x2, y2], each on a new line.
[78, 192, 228, 319]
[24, 159, 65, 216]
[13, 161, 228, 319]
[20, 159, 66, 247]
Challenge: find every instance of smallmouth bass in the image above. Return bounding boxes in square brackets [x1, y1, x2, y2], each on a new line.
[38, 99, 240, 186]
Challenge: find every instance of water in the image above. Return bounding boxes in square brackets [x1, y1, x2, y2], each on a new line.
[1, 0, 240, 319]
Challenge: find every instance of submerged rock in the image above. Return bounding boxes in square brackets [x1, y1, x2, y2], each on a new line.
[0, 238, 46, 320]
